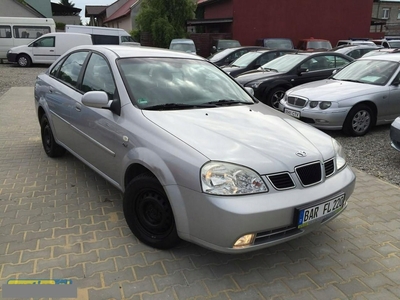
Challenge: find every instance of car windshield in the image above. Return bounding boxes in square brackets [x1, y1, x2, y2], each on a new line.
[259, 54, 306, 72]
[333, 59, 399, 85]
[230, 51, 261, 67]
[308, 41, 332, 50]
[118, 58, 254, 109]
[264, 39, 293, 49]
[208, 48, 237, 61]
[170, 43, 196, 53]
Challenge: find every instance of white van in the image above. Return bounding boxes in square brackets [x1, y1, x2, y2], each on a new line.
[7, 32, 93, 67]
[0, 17, 55, 62]
[65, 25, 140, 46]
[169, 39, 197, 55]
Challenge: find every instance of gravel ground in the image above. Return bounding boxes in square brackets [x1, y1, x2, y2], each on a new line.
[1, 62, 399, 187]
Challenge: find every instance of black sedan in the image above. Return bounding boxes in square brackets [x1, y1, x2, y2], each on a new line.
[235, 52, 354, 109]
[208, 46, 265, 67]
[222, 49, 297, 77]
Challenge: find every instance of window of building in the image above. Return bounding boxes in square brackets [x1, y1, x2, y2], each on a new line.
[382, 8, 390, 19]
[397, 9, 400, 19]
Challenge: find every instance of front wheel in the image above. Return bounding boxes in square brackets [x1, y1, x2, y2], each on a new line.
[123, 174, 180, 249]
[343, 104, 374, 136]
[17, 54, 31, 67]
[266, 87, 287, 109]
[40, 114, 66, 157]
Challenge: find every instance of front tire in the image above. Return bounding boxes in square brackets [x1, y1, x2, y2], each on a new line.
[17, 54, 31, 67]
[343, 104, 374, 136]
[123, 174, 180, 249]
[40, 114, 66, 157]
[266, 87, 286, 109]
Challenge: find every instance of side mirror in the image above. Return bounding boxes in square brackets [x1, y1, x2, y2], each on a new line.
[298, 67, 308, 74]
[82, 91, 111, 109]
[245, 87, 254, 96]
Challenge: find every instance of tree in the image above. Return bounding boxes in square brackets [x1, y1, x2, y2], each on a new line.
[136, 0, 196, 48]
[59, 0, 75, 7]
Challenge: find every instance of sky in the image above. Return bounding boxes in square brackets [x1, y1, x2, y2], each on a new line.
[69, 0, 114, 24]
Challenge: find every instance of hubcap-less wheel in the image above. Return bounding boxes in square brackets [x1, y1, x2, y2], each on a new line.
[136, 190, 173, 236]
[271, 90, 285, 109]
[43, 122, 52, 153]
[351, 109, 371, 134]
[123, 174, 180, 249]
[40, 114, 66, 157]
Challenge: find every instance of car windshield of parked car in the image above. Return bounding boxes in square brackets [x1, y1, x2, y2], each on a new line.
[264, 39, 293, 49]
[170, 43, 196, 53]
[118, 57, 254, 109]
[332, 59, 399, 85]
[308, 41, 332, 49]
[230, 51, 261, 67]
[259, 54, 306, 72]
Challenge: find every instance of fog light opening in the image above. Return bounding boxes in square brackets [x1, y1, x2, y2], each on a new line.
[233, 234, 256, 248]
[316, 119, 329, 123]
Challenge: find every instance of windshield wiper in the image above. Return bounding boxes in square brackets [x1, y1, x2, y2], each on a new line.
[259, 67, 278, 72]
[145, 103, 216, 110]
[205, 99, 252, 106]
[340, 79, 364, 83]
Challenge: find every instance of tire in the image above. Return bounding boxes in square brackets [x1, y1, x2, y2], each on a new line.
[266, 87, 286, 109]
[123, 174, 180, 249]
[40, 114, 66, 157]
[343, 104, 374, 136]
[17, 54, 31, 67]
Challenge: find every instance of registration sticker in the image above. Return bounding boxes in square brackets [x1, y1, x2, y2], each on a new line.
[284, 108, 300, 119]
[298, 194, 345, 228]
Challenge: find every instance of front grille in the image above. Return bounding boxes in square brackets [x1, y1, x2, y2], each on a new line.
[267, 173, 295, 190]
[295, 161, 322, 186]
[254, 226, 301, 245]
[324, 159, 335, 177]
[287, 96, 307, 108]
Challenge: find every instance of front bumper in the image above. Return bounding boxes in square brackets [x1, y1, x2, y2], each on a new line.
[7, 52, 17, 63]
[390, 117, 400, 151]
[279, 102, 351, 131]
[166, 166, 356, 253]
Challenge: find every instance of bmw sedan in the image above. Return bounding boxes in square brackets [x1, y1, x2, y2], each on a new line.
[280, 54, 400, 136]
[235, 52, 353, 109]
[34, 45, 355, 253]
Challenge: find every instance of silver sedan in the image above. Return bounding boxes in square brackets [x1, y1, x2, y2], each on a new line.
[279, 54, 400, 136]
[34, 45, 355, 253]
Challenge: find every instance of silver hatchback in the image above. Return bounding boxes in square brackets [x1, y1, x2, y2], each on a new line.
[34, 45, 355, 253]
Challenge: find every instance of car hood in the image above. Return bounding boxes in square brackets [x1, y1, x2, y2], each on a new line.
[142, 104, 335, 174]
[287, 79, 385, 100]
[235, 70, 281, 85]
[9, 44, 29, 52]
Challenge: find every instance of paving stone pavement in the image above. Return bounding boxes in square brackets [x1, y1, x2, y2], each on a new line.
[1, 87, 400, 300]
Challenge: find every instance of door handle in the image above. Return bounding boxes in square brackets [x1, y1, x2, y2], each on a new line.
[49, 87, 53, 93]
[50, 50, 54, 52]
[75, 104, 81, 112]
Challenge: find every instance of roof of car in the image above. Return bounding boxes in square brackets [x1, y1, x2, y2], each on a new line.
[359, 52, 400, 61]
[69, 45, 204, 60]
[333, 44, 379, 50]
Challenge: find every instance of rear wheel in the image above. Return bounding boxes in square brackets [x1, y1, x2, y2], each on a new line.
[17, 54, 31, 67]
[343, 104, 374, 136]
[266, 87, 286, 109]
[40, 114, 66, 157]
[123, 174, 180, 249]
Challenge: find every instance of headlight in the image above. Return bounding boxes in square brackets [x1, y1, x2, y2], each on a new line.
[332, 139, 346, 171]
[309, 101, 318, 108]
[201, 162, 268, 195]
[319, 101, 332, 109]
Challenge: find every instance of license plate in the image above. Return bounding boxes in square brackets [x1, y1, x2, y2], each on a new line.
[284, 108, 300, 119]
[298, 194, 345, 228]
